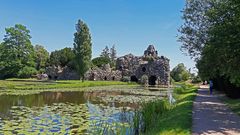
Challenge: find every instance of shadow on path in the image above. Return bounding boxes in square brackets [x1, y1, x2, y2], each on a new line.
[192, 88, 240, 135]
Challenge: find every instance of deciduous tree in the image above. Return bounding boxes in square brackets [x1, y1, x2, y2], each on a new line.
[0, 24, 35, 78]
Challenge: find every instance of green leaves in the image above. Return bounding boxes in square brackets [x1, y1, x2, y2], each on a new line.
[171, 63, 190, 82]
[92, 57, 111, 67]
[73, 20, 92, 81]
[49, 47, 75, 68]
[34, 45, 49, 71]
[0, 24, 35, 79]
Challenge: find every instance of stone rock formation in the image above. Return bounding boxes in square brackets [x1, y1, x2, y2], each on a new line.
[46, 45, 170, 86]
[46, 64, 122, 81]
[116, 45, 170, 86]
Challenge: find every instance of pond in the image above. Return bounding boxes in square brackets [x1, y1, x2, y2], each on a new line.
[0, 86, 172, 134]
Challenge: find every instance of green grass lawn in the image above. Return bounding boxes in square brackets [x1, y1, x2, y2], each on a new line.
[0, 78, 135, 91]
[223, 98, 240, 116]
[141, 83, 198, 135]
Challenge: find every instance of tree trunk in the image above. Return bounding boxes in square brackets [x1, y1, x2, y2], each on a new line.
[82, 75, 85, 82]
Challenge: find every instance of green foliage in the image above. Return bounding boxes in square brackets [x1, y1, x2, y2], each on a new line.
[171, 63, 190, 82]
[100, 46, 110, 59]
[134, 83, 197, 135]
[140, 75, 148, 85]
[92, 57, 111, 67]
[49, 47, 75, 68]
[34, 45, 49, 71]
[121, 76, 130, 82]
[140, 100, 170, 132]
[192, 75, 202, 84]
[143, 56, 154, 62]
[110, 45, 117, 68]
[180, 0, 240, 97]
[17, 66, 37, 78]
[178, 0, 214, 60]
[99, 45, 117, 68]
[223, 98, 240, 116]
[0, 79, 133, 91]
[73, 20, 92, 81]
[0, 24, 36, 79]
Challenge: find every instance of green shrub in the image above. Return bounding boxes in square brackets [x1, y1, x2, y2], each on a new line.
[192, 76, 202, 83]
[121, 76, 130, 82]
[18, 66, 37, 78]
[92, 57, 111, 67]
[140, 75, 148, 85]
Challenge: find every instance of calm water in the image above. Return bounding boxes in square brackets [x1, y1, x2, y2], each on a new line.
[0, 88, 171, 134]
[0, 91, 136, 134]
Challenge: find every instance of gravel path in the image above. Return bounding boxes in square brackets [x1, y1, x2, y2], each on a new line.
[192, 88, 240, 135]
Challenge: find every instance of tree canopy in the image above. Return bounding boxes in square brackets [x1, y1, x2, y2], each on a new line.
[49, 47, 75, 68]
[92, 56, 111, 67]
[179, 0, 240, 98]
[73, 20, 92, 81]
[0, 24, 35, 79]
[170, 63, 190, 82]
[34, 45, 49, 71]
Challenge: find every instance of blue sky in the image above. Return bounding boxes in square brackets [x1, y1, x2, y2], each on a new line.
[0, 0, 196, 72]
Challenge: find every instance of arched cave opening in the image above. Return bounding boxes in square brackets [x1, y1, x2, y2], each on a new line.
[142, 67, 146, 72]
[130, 76, 138, 82]
[104, 76, 107, 80]
[112, 76, 115, 80]
[149, 75, 157, 85]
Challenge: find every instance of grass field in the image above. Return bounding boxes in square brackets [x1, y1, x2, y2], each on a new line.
[0, 79, 135, 91]
[140, 83, 198, 135]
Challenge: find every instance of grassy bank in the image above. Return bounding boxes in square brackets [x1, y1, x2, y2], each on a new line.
[138, 83, 198, 135]
[223, 98, 240, 116]
[0, 79, 135, 91]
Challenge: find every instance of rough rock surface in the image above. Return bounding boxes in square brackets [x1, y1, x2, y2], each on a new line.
[116, 45, 170, 86]
[46, 45, 170, 86]
[85, 64, 122, 81]
[46, 64, 122, 81]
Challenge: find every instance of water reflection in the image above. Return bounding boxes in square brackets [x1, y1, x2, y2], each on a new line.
[0, 91, 139, 134]
[0, 88, 171, 134]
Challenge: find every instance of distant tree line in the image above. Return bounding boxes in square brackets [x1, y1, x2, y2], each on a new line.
[92, 45, 117, 68]
[179, 0, 240, 98]
[0, 20, 117, 81]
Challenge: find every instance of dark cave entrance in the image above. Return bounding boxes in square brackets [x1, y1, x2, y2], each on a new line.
[130, 76, 138, 82]
[149, 76, 157, 85]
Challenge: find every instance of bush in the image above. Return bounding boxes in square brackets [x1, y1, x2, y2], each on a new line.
[192, 76, 202, 83]
[18, 66, 37, 78]
[92, 57, 111, 67]
[140, 75, 148, 85]
[38, 68, 46, 74]
[121, 76, 130, 82]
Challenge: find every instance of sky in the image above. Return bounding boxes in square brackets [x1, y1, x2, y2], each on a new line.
[0, 0, 196, 72]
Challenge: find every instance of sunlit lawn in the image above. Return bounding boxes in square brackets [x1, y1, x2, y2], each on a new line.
[0, 78, 135, 91]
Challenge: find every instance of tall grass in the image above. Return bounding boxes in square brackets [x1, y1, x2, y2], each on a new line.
[133, 83, 197, 135]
